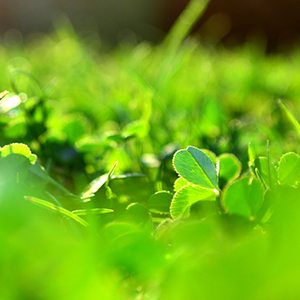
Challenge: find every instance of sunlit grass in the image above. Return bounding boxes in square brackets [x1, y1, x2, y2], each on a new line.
[1, 0, 300, 298]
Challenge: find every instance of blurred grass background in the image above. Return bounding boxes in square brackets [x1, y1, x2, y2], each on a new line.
[2, 0, 300, 50]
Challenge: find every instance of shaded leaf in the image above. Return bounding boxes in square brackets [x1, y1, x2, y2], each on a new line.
[63, 119, 85, 144]
[4, 119, 27, 139]
[29, 162, 48, 181]
[218, 153, 242, 183]
[120, 203, 153, 232]
[222, 177, 264, 220]
[201, 149, 217, 164]
[148, 191, 173, 214]
[109, 174, 154, 204]
[104, 222, 137, 240]
[0, 143, 37, 164]
[0, 144, 37, 185]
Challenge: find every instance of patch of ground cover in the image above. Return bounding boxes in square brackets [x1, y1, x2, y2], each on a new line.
[1, 1, 300, 298]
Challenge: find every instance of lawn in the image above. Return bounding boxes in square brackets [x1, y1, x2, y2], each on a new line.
[1, 1, 300, 299]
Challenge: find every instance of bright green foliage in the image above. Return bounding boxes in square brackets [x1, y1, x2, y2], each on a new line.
[222, 177, 264, 220]
[0, 90, 8, 99]
[200, 149, 217, 164]
[80, 161, 118, 200]
[121, 120, 149, 139]
[174, 177, 189, 191]
[173, 146, 218, 190]
[72, 208, 114, 215]
[0, 143, 37, 164]
[248, 142, 256, 165]
[278, 152, 300, 186]
[170, 185, 217, 219]
[171, 146, 249, 220]
[0, 143, 38, 192]
[170, 146, 220, 219]
[3, 2, 300, 297]
[252, 156, 277, 189]
[80, 173, 109, 199]
[278, 99, 300, 138]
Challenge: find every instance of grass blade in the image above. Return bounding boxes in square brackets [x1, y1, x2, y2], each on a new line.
[80, 173, 108, 199]
[278, 99, 300, 138]
[25, 196, 89, 227]
[72, 208, 114, 215]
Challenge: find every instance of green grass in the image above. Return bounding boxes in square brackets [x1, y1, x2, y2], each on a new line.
[2, 1, 300, 298]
